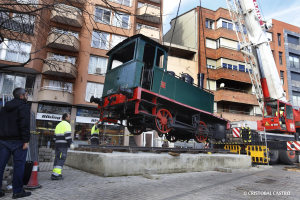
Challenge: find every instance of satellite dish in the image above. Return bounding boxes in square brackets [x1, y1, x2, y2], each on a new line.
[220, 83, 225, 88]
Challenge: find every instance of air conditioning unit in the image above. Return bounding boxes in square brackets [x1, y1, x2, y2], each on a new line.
[94, 68, 102, 75]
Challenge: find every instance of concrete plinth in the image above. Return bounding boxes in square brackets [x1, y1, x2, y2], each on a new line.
[65, 151, 251, 177]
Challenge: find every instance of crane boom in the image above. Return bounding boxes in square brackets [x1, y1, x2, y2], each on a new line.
[226, 0, 287, 103]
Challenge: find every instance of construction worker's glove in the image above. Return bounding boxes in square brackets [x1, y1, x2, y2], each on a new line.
[70, 143, 75, 150]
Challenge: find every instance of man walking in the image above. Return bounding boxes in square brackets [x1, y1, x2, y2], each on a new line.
[90, 121, 100, 145]
[0, 88, 32, 199]
[51, 113, 74, 180]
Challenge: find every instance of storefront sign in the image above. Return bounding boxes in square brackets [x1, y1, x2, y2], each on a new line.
[36, 113, 62, 121]
[76, 116, 100, 124]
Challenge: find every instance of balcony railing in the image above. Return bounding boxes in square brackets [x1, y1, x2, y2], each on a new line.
[50, 4, 83, 27]
[38, 86, 74, 104]
[217, 87, 253, 94]
[42, 60, 77, 78]
[288, 43, 300, 51]
[217, 109, 262, 116]
[47, 33, 80, 52]
[136, 4, 161, 24]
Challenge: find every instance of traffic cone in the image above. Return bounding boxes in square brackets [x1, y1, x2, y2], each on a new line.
[23, 161, 42, 189]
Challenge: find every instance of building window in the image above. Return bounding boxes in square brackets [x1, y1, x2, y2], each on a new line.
[85, 82, 104, 102]
[293, 93, 300, 107]
[110, 34, 127, 49]
[0, 73, 35, 96]
[206, 19, 214, 29]
[207, 65, 216, 69]
[280, 71, 284, 85]
[291, 73, 300, 88]
[222, 21, 233, 30]
[206, 39, 216, 49]
[0, 39, 31, 63]
[279, 52, 283, 65]
[108, 0, 132, 7]
[277, 33, 281, 46]
[51, 28, 79, 38]
[289, 54, 300, 69]
[94, 6, 112, 25]
[0, 12, 35, 35]
[47, 53, 76, 65]
[88, 55, 108, 75]
[113, 11, 130, 29]
[91, 30, 110, 50]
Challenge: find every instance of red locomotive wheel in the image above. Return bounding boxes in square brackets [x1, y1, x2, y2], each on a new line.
[194, 121, 208, 143]
[155, 108, 172, 134]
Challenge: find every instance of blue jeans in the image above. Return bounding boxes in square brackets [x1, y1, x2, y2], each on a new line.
[0, 140, 27, 193]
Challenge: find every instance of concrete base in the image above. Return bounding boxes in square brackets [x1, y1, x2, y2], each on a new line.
[65, 151, 252, 177]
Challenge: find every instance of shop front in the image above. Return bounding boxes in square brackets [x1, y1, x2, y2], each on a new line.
[75, 108, 124, 146]
[36, 104, 72, 148]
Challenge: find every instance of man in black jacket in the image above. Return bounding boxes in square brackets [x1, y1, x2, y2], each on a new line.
[0, 88, 32, 199]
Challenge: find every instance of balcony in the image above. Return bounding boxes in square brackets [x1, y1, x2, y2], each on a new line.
[38, 87, 74, 105]
[136, 4, 160, 24]
[214, 89, 258, 105]
[207, 68, 251, 83]
[47, 33, 80, 52]
[42, 60, 77, 78]
[136, 27, 159, 42]
[50, 4, 83, 27]
[289, 43, 300, 51]
[214, 111, 262, 122]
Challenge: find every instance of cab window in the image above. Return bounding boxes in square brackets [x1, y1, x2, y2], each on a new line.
[109, 41, 136, 70]
[286, 105, 293, 120]
[263, 101, 277, 118]
[155, 48, 165, 69]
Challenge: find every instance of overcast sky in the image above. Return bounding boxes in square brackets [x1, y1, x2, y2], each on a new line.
[163, 0, 300, 34]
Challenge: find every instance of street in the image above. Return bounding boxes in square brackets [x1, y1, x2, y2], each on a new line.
[2, 163, 300, 200]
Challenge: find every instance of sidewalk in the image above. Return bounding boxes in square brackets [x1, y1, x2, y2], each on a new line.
[1, 165, 299, 200]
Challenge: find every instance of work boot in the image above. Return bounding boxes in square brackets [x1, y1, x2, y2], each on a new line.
[0, 191, 5, 197]
[12, 190, 31, 199]
[51, 174, 64, 180]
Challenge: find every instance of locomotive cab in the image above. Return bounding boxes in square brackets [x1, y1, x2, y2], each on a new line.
[103, 34, 168, 97]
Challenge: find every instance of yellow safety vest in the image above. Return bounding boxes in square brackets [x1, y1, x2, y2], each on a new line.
[54, 120, 72, 148]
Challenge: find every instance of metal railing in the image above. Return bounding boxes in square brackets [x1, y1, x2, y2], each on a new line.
[217, 109, 262, 116]
[40, 86, 73, 94]
[217, 87, 253, 94]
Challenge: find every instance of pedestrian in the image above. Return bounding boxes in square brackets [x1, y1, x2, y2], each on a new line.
[0, 88, 32, 199]
[51, 113, 75, 180]
[90, 121, 100, 145]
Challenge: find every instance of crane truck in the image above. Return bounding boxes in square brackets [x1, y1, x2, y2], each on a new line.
[223, 0, 300, 164]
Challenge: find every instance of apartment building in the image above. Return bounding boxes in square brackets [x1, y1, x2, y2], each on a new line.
[0, 0, 163, 147]
[267, 19, 300, 110]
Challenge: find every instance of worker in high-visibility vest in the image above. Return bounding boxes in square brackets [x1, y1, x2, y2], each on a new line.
[276, 110, 285, 125]
[90, 121, 100, 145]
[51, 113, 74, 180]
